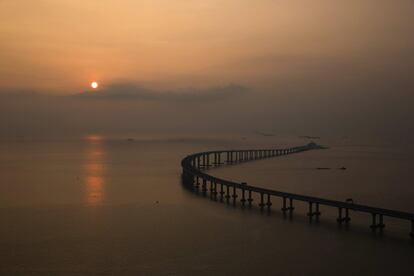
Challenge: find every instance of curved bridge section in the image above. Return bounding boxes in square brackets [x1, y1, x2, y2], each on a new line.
[181, 143, 414, 239]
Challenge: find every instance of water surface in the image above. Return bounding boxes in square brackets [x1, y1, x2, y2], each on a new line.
[0, 134, 413, 275]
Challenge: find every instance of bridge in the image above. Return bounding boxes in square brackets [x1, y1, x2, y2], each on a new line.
[181, 143, 414, 239]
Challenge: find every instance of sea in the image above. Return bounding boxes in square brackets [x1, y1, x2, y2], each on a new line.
[0, 133, 413, 275]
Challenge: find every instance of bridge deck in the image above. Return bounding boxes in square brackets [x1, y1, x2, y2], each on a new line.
[181, 144, 414, 237]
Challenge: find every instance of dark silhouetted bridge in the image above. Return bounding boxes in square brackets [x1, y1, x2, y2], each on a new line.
[181, 143, 414, 239]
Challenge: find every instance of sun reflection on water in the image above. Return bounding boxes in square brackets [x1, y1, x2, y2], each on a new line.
[83, 135, 105, 207]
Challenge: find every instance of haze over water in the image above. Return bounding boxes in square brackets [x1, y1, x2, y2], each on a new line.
[0, 133, 413, 275]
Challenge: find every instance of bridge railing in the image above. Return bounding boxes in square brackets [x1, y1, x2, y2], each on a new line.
[181, 144, 414, 239]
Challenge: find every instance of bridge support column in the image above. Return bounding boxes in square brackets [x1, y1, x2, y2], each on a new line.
[370, 213, 377, 230]
[259, 193, 265, 209]
[248, 190, 253, 207]
[370, 214, 385, 230]
[307, 202, 320, 221]
[282, 197, 288, 212]
[219, 183, 224, 198]
[240, 185, 246, 205]
[232, 184, 238, 200]
[195, 176, 200, 189]
[202, 179, 207, 193]
[281, 197, 294, 214]
[345, 208, 351, 223]
[337, 207, 350, 223]
[225, 185, 231, 201]
[266, 194, 272, 210]
[212, 181, 217, 196]
[307, 201, 319, 221]
[289, 198, 294, 211]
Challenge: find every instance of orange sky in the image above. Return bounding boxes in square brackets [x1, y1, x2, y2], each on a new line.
[1, 0, 413, 94]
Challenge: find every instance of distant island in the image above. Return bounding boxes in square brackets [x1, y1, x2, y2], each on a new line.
[300, 135, 321, 139]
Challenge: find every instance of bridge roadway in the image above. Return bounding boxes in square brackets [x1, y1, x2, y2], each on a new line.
[181, 143, 414, 239]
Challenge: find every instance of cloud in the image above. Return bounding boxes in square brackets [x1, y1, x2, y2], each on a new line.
[72, 82, 248, 102]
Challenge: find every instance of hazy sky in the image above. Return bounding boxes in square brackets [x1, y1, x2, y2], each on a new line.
[1, 0, 413, 93]
[1, 0, 413, 138]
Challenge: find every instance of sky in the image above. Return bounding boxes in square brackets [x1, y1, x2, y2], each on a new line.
[0, 0, 413, 139]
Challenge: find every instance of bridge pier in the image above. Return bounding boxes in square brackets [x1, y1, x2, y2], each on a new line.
[225, 185, 231, 201]
[266, 194, 272, 210]
[370, 214, 385, 230]
[212, 181, 217, 196]
[307, 202, 321, 220]
[232, 184, 238, 200]
[281, 197, 287, 211]
[259, 193, 265, 210]
[337, 207, 350, 223]
[281, 198, 295, 212]
[202, 179, 207, 193]
[240, 184, 246, 205]
[219, 183, 225, 198]
[248, 190, 253, 207]
[345, 208, 351, 222]
[195, 176, 200, 189]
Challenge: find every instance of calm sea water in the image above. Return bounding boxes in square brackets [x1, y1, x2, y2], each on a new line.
[0, 134, 413, 275]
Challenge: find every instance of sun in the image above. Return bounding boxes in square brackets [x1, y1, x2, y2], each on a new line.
[91, 82, 99, 89]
